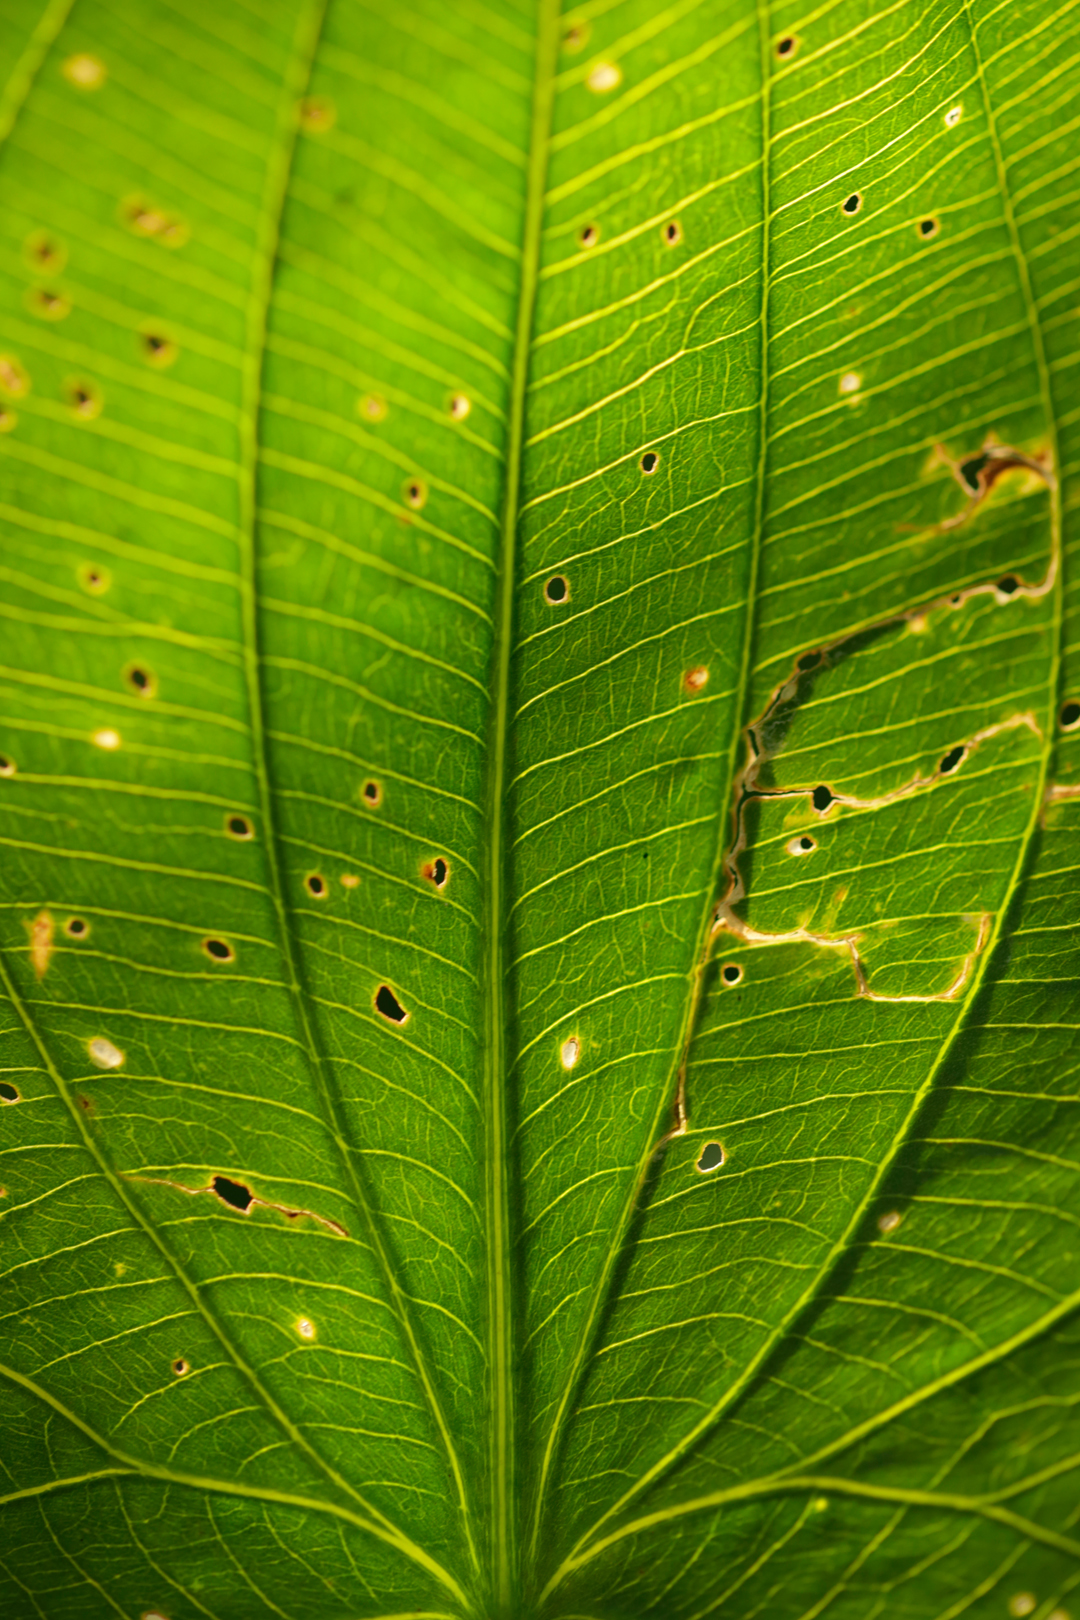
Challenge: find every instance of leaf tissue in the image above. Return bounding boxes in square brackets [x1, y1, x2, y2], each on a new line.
[1, 1, 1079, 1617]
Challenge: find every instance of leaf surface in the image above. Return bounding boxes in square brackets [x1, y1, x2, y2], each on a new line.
[1, 2, 1079, 1617]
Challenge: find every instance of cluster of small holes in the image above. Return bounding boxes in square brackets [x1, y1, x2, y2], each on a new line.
[1061, 700, 1080, 730]
[362, 779, 382, 807]
[918, 217, 939, 239]
[67, 378, 102, 419]
[841, 192, 862, 215]
[663, 219, 682, 246]
[587, 61, 621, 92]
[0, 1082, 20, 1104]
[64, 916, 88, 938]
[202, 937, 234, 964]
[124, 663, 155, 698]
[306, 873, 327, 898]
[544, 575, 569, 605]
[580, 223, 599, 248]
[0, 755, 15, 778]
[404, 477, 427, 510]
[226, 813, 254, 840]
[375, 984, 408, 1024]
[696, 1141, 725, 1172]
[721, 963, 742, 986]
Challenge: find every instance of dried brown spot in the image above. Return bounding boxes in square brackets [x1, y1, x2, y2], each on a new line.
[26, 910, 54, 980]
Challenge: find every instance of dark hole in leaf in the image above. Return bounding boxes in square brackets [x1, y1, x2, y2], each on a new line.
[800, 836, 814, 851]
[664, 220, 681, 243]
[959, 454, 988, 492]
[227, 814, 253, 839]
[0, 1082, 20, 1102]
[919, 217, 937, 237]
[212, 1175, 252, 1212]
[376, 984, 408, 1023]
[998, 575, 1019, 595]
[798, 652, 821, 671]
[640, 450, 658, 473]
[127, 666, 151, 692]
[204, 937, 232, 961]
[172, 1358, 188, 1376]
[939, 745, 965, 774]
[722, 963, 742, 985]
[813, 784, 835, 812]
[697, 1141, 725, 1171]
[0, 754, 13, 775]
[1061, 701, 1080, 729]
[362, 779, 381, 805]
[580, 224, 598, 247]
[431, 857, 447, 887]
[842, 192, 861, 214]
[306, 874, 326, 897]
[66, 917, 87, 936]
[776, 35, 795, 55]
[544, 575, 568, 603]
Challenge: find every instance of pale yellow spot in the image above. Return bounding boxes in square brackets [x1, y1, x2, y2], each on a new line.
[945, 104, 962, 126]
[89, 1037, 124, 1070]
[1009, 1598, 1036, 1619]
[839, 371, 861, 395]
[340, 873, 360, 889]
[296, 1317, 316, 1340]
[560, 1036, 580, 1070]
[63, 53, 106, 89]
[587, 60, 621, 92]
[26, 911, 54, 981]
[878, 1211, 902, 1234]
[92, 728, 121, 750]
[908, 614, 928, 634]
[450, 393, 471, 421]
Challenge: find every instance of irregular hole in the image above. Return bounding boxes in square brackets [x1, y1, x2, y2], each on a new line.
[841, 192, 862, 215]
[28, 287, 70, 321]
[839, 371, 861, 395]
[172, 1358, 188, 1377]
[786, 835, 817, 855]
[877, 1210, 902, 1234]
[64, 916, 88, 938]
[88, 1036, 123, 1069]
[361, 779, 382, 807]
[918, 216, 939, 238]
[79, 564, 110, 594]
[123, 663, 155, 698]
[305, 873, 327, 898]
[0, 755, 15, 777]
[587, 60, 621, 92]
[683, 665, 708, 692]
[404, 477, 427, 510]
[958, 454, 987, 493]
[202, 937, 234, 963]
[544, 574, 569, 604]
[1060, 701, 1080, 730]
[721, 963, 743, 986]
[663, 219, 682, 245]
[450, 392, 470, 420]
[945, 104, 962, 126]
[0, 1082, 20, 1103]
[579, 223, 599, 247]
[63, 53, 106, 89]
[66, 378, 102, 420]
[939, 744, 965, 774]
[798, 652, 821, 671]
[560, 1036, 580, 1070]
[212, 1174, 253, 1212]
[697, 1141, 725, 1172]
[640, 450, 659, 474]
[340, 873, 360, 889]
[375, 984, 408, 1024]
[423, 856, 449, 889]
[997, 575, 1019, 595]
[296, 1317, 316, 1340]
[24, 231, 65, 274]
[298, 96, 336, 133]
[92, 728, 121, 750]
[359, 393, 387, 422]
[0, 354, 29, 397]
[141, 331, 176, 367]
[776, 34, 798, 57]
[225, 813, 254, 840]
[812, 784, 835, 813]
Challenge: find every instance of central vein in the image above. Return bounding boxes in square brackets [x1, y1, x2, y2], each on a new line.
[481, 3, 562, 1613]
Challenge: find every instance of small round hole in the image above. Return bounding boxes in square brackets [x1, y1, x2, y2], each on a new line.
[579, 223, 599, 247]
[721, 963, 743, 986]
[697, 1141, 725, 1172]
[361, 779, 382, 807]
[640, 450, 659, 474]
[544, 575, 569, 604]
[786, 835, 817, 856]
[663, 219, 682, 245]
[998, 575, 1019, 596]
[306, 873, 327, 898]
[404, 477, 427, 510]
[64, 916, 88, 938]
[939, 745, 965, 774]
[202, 937, 234, 963]
[123, 663, 155, 698]
[918, 217, 939, 239]
[225, 814, 254, 840]
[776, 34, 797, 57]
[841, 192, 862, 215]
[0, 1082, 20, 1103]
[172, 1358, 189, 1376]
[1060, 701, 1080, 730]
[0, 755, 15, 778]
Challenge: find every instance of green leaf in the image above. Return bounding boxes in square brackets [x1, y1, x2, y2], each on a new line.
[1, 1, 1078, 1617]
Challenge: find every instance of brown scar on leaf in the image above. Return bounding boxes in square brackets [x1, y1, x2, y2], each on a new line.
[931, 436, 1056, 538]
[127, 1172, 348, 1237]
[25, 910, 54, 979]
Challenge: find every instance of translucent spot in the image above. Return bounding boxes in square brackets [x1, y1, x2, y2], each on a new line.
[375, 984, 408, 1024]
[26, 910, 53, 981]
[361, 779, 382, 807]
[298, 96, 336, 133]
[202, 937, 234, 964]
[1009, 1598, 1036, 1619]
[141, 331, 177, 368]
[88, 1037, 124, 1070]
[587, 61, 621, 92]
[296, 1317, 316, 1340]
[918, 217, 939, 239]
[404, 477, 427, 510]
[839, 371, 861, 395]
[560, 1036, 580, 1070]
[0, 355, 29, 398]
[544, 575, 569, 605]
[721, 963, 743, 986]
[24, 231, 66, 274]
[63, 53, 106, 89]
[841, 192, 862, 215]
[225, 813, 254, 840]
[171, 1359, 188, 1377]
[92, 728, 121, 750]
[579, 223, 599, 248]
[697, 1141, 725, 1172]
[27, 287, 70, 321]
[359, 393, 387, 422]
[305, 873, 327, 898]
[663, 219, 682, 245]
[0, 1082, 20, 1104]
[340, 873, 360, 889]
[79, 564, 110, 594]
[0, 755, 15, 777]
[945, 104, 962, 126]
[450, 392, 471, 420]
[786, 835, 816, 856]
[640, 450, 659, 474]
[878, 1210, 902, 1234]
[64, 916, 88, 939]
[684, 665, 708, 692]
[66, 378, 102, 420]
[123, 663, 155, 698]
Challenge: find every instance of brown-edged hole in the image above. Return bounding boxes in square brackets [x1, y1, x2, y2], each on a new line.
[423, 857, 449, 889]
[842, 192, 862, 215]
[362, 780, 382, 807]
[1061, 701, 1080, 730]
[697, 1141, 725, 1172]
[580, 224, 599, 248]
[663, 219, 682, 245]
[172, 1358, 189, 1376]
[544, 575, 569, 605]
[918, 217, 939, 239]
[375, 984, 408, 1024]
[306, 873, 327, 898]
[123, 663, 155, 698]
[404, 477, 427, 510]
[640, 450, 659, 474]
[212, 1174, 252, 1212]
[226, 814, 254, 840]
[0, 1082, 20, 1103]
[202, 937, 234, 963]
[0, 755, 15, 777]
[64, 916, 88, 938]
[721, 963, 743, 986]
[776, 34, 797, 57]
